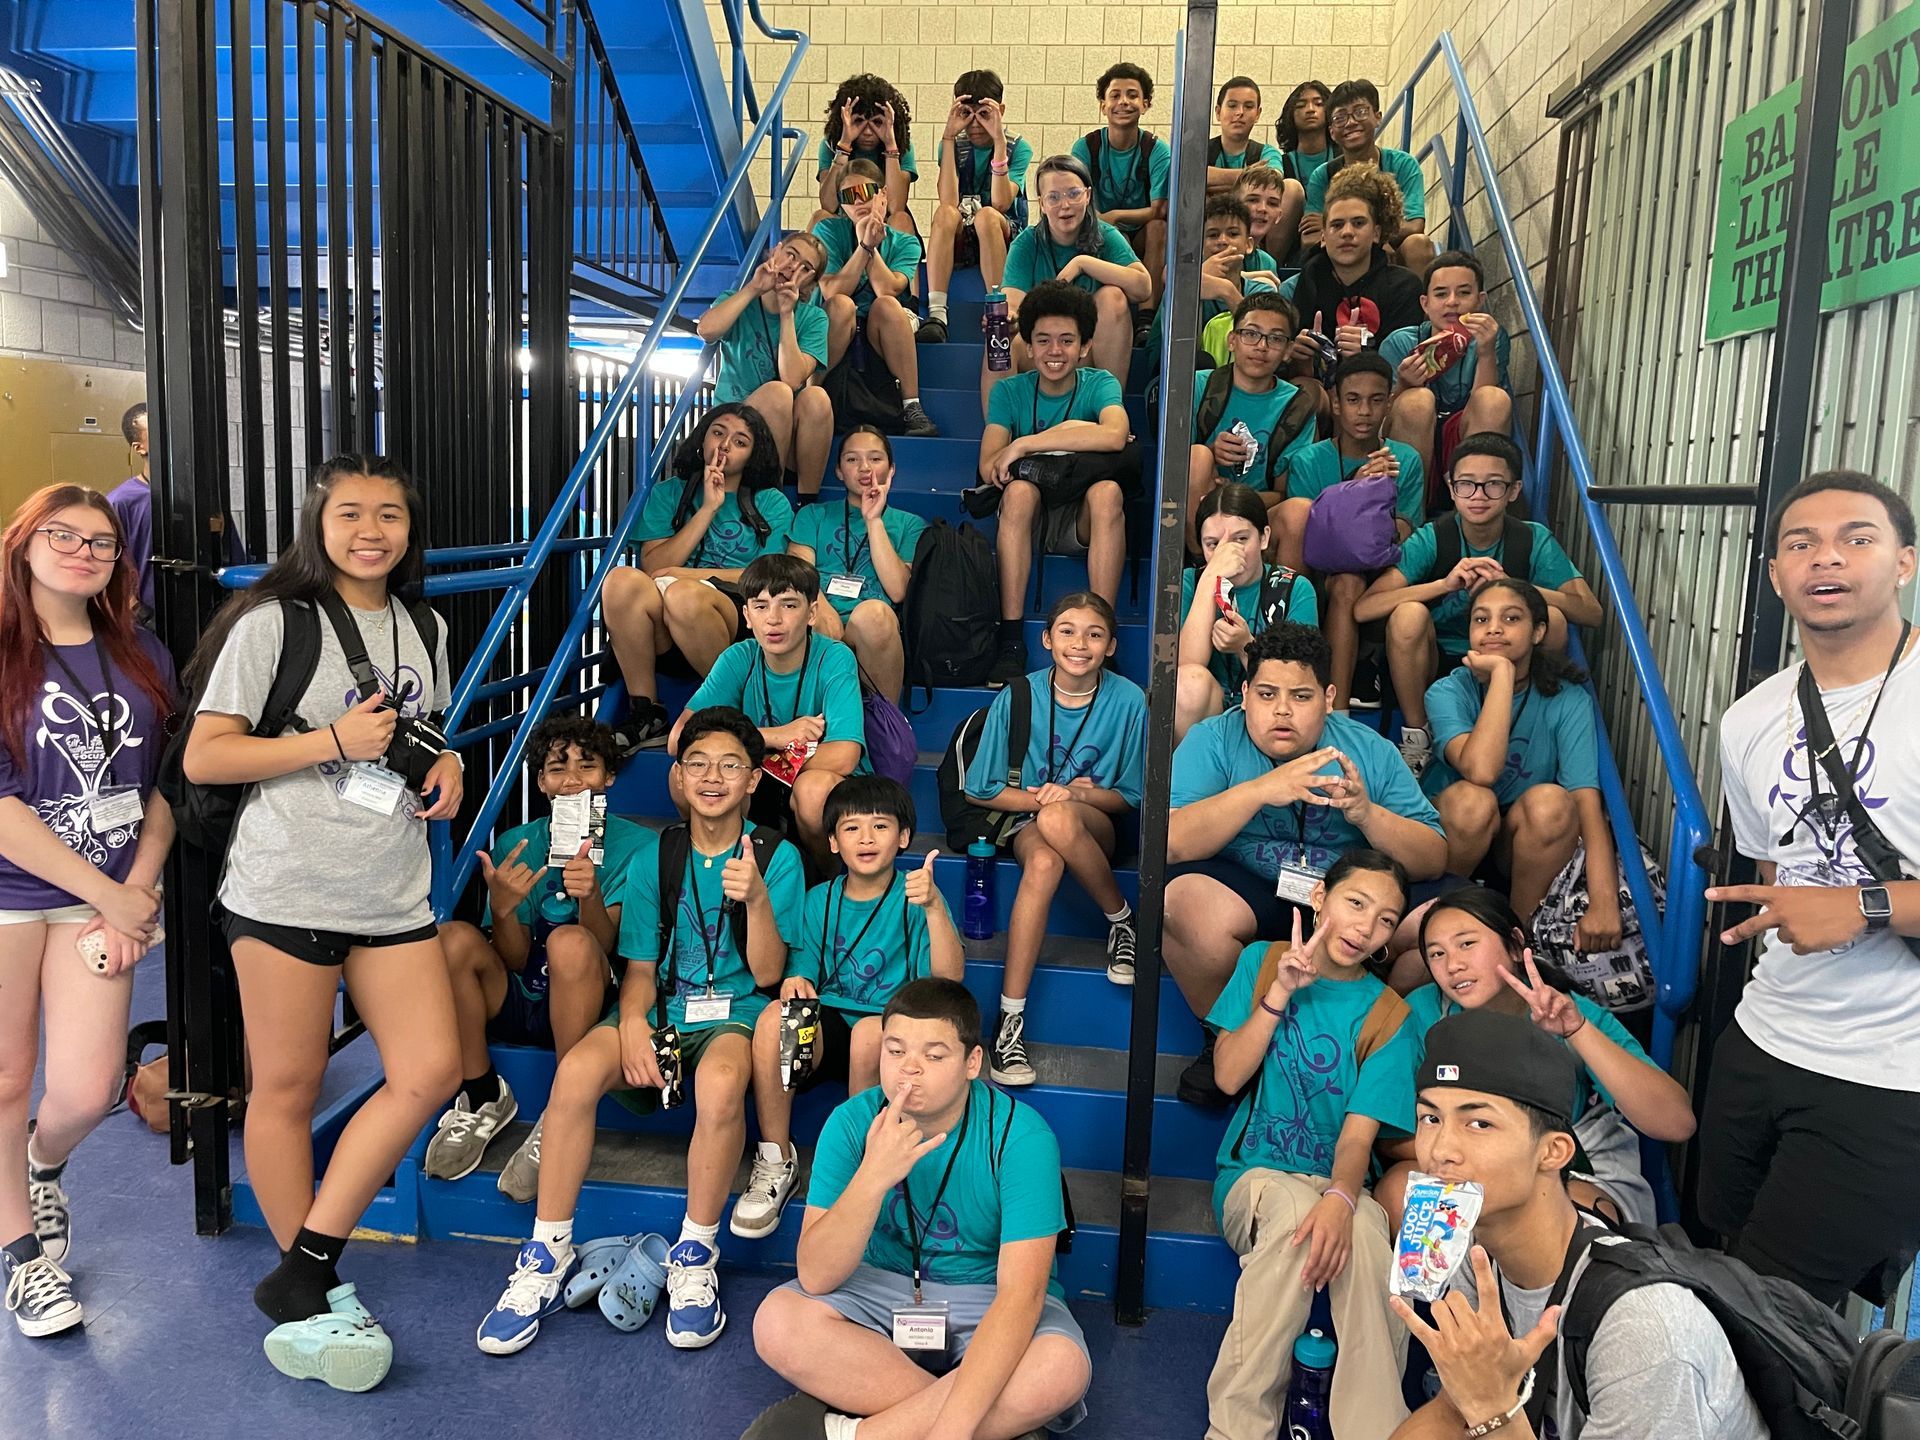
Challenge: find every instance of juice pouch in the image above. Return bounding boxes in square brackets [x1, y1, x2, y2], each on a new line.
[1390, 1172, 1484, 1302]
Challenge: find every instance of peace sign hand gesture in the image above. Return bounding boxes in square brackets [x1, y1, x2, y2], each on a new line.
[1499, 948, 1587, 1038]
[1262, 908, 1322, 1010]
[1391, 1247, 1560, 1426]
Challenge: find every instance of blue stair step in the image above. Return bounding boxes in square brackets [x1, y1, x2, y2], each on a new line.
[959, 935, 1204, 1054]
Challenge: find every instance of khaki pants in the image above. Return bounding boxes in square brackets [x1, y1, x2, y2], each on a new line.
[1205, 1168, 1410, 1440]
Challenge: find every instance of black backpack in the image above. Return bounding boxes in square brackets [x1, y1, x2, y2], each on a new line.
[1847, 1330, 1920, 1438]
[1193, 367, 1319, 492]
[901, 521, 999, 708]
[1429, 512, 1536, 582]
[1553, 1224, 1861, 1440]
[652, 821, 785, 1023]
[156, 594, 441, 857]
[936, 680, 1033, 851]
[1082, 128, 1159, 205]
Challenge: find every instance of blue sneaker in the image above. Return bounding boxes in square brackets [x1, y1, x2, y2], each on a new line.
[263, 1283, 392, 1392]
[476, 1240, 577, 1356]
[663, 1238, 725, 1349]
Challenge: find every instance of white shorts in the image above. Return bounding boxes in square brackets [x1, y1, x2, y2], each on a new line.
[0, 902, 97, 927]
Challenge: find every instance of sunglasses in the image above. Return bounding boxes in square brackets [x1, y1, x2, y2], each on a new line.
[838, 180, 880, 205]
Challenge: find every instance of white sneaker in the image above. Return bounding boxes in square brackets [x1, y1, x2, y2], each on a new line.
[424, 1081, 519, 1182]
[497, 1117, 543, 1203]
[1398, 725, 1432, 778]
[990, 1011, 1035, 1087]
[729, 1147, 798, 1239]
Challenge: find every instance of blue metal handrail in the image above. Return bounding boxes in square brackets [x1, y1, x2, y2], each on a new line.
[430, 1, 809, 917]
[1384, 34, 1714, 1072]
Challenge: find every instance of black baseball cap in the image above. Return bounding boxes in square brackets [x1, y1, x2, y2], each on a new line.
[1420, 1010, 1578, 1130]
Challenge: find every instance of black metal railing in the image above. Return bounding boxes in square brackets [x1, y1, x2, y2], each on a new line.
[570, 0, 678, 309]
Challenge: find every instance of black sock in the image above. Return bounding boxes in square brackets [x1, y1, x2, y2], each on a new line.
[253, 1227, 347, 1324]
[461, 1066, 502, 1108]
[26, 1149, 66, 1185]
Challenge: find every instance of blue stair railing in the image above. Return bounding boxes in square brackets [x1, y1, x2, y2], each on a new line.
[431, 0, 807, 917]
[1377, 36, 1713, 1210]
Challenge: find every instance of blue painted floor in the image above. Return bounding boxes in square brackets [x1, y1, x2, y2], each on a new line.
[10, 958, 1227, 1439]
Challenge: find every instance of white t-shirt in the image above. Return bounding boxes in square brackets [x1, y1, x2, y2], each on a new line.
[1719, 645, 1920, 1090]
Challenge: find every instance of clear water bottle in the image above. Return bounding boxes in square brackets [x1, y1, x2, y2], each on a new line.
[985, 289, 1012, 372]
[963, 840, 997, 939]
[1284, 1329, 1336, 1440]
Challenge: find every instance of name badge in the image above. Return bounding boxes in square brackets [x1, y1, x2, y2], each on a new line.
[683, 990, 733, 1024]
[1275, 862, 1325, 905]
[88, 785, 145, 833]
[826, 573, 865, 600]
[342, 762, 406, 815]
[891, 1302, 949, 1352]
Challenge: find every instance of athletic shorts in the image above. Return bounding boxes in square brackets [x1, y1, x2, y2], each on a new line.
[219, 908, 439, 968]
[1166, 857, 1310, 943]
[600, 1004, 755, 1116]
[0, 902, 96, 926]
[778, 1263, 1089, 1431]
[486, 966, 619, 1048]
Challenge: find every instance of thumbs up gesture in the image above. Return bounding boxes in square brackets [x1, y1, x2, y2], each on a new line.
[333, 689, 396, 762]
[722, 838, 767, 905]
[905, 850, 941, 909]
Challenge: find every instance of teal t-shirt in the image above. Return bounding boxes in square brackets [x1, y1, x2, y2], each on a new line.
[1246, 246, 1280, 273]
[1213, 139, 1286, 172]
[816, 138, 920, 182]
[1069, 131, 1172, 226]
[710, 289, 830, 404]
[1192, 370, 1317, 486]
[1003, 221, 1140, 295]
[1170, 709, 1443, 876]
[485, 812, 657, 933]
[1402, 984, 1647, 1123]
[808, 1080, 1066, 1293]
[1180, 566, 1320, 692]
[984, 367, 1125, 442]
[948, 135, 1034, 224]
[1287, 145, 1335, 179]
[614, 822, 808, 1032]
[1420, 666, 1601, 807]
[1285, 438, 1427, 528]
[794, 874, 941, 1014]
[1209, 947, 1418, 1223]
[1306, 148, 1427, 220]
[635, 478, 794, 573]
[689, 633, 869, 771]
[1395, 516, 1583, 656]
[788, 502, 927, 618]
[1379, 322, 1513, 414]
[963, 668, 1148, 808]
[812, 216, 925, 317]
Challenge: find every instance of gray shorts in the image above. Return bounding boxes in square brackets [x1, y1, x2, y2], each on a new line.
[779, 1263, 1090, 1432]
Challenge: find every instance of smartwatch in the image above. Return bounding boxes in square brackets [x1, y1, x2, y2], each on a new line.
[1861, 885, 1893, 930]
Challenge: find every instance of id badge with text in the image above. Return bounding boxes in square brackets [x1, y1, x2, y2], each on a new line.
[891, 1302, 949, 1352]
[826, 573, 864, 601]
[342, 762, 406, 815]
[684, 990, 733, 1024]
[1275, 862, 1325, 905]
[88, 785, 145, 833]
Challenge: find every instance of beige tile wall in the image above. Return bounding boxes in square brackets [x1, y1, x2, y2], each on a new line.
[708, 0, 1397, 232]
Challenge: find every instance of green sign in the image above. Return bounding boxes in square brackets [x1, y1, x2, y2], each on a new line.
[1705, 2, 1920, 341]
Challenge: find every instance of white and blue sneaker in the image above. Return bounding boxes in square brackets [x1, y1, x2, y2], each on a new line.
[664, 1238, 725, 1349]
[3, 1247, 82, 1338]
[476, 1240, 577, 1356]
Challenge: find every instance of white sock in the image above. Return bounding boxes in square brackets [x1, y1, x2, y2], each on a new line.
[1000, 994, 1026, 1017]
[824, 1416, 862, 1440]
[756, 1140, 792, 1164]
[1105, 903, 1133, 924]
[678, 1216, 720, 1254]
[532, 1217, 573, 1256]
[928, 292, 948, 322]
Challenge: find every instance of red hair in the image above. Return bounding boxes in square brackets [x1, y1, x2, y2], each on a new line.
[0, 484, 176, 769]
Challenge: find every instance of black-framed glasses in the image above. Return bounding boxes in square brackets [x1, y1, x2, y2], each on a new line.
[1232, 327, 1291, 350]
[1329, 106, 1377, 126]
[35, 527, 122, 561]
[1449, 478, 1515, 498]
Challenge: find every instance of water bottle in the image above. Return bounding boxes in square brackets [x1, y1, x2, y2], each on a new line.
[1284, 1329, 1336, 1440]
[963, 840, 997, 939]
[985, 289, 1012, 372]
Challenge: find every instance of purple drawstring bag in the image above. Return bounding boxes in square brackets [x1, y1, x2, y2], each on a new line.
[1302, 474, 1402, 574]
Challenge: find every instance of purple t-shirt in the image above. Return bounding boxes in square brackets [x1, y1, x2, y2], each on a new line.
[106, 476, 154, 613]
[0, 629, 177, 908]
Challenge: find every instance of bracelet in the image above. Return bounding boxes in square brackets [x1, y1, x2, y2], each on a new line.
[1258, 997, 1285, 1019]
[1324, 1186, 1357, 1213]
[989, 160, 1010, 174]
[834, 145, 852, 158]
[1463, 1370, 1534, 1437]
[885, 148, 901, 157]
[328, 723, 348, 762]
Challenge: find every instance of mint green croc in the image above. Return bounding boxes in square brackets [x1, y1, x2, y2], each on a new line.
[263, 1283, 393, 1393]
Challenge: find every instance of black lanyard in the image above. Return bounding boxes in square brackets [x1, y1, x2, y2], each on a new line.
[899, 1094, 973, 1302]
[1806, 619, 1909, 824]
[1031, 372, 1082, 437]
[839, 502, 871, 577]
[1508, 679, 1535, 737]
[40, 636, 120, 784]
[755, 631, 813, 729]
[1045, 671, 1100, 784]
[1100, 138, 1145, 203]
[682, 841, 735, 991]
[822, 872, 902, 989]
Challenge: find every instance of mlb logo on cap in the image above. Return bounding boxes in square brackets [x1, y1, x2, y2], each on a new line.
[1436, 1064, 1460, 1081]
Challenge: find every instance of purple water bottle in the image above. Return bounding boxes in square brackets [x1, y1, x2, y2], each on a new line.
[1284, 1329, 1336, 1440]
[964, 840, 997, 939]
[985, 289, 1012, 372]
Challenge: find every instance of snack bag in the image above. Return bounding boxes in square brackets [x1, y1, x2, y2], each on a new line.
[761, 737, 818, 788]
[1214, 575, 1236, 615]
[1229, 419, 1261, 477]
[779, 997, 821, 1092]
[1409, 326, 1471, 380]
[1390, 1172, 1484, 1301]
[652, 1024, 685, 1110]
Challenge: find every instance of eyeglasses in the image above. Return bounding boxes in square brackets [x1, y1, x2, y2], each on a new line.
[1329, 106, 1377, 126]
[35, 527, 122, 561]
[679, 755, 753, 779]
[838, 180, 879, 205]
[1041, 186, 1088, 206]
[1232, 327, 1291, 350]
[1449, 478, 1515, 499]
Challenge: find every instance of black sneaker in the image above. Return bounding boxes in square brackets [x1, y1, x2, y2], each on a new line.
[1176, 1032, 1232, 1109]
[916, 317, 948, 345]
[1349, 654, 1384, 711]
[1133, 319, 1153, 349]
[611, 697, 671, 759]
[901, 399, 939, 438]
[987, 635, 1028, 688]
[990, 1011, 1035, 1086]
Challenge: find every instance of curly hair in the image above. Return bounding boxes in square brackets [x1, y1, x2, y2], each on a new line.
[825, 73, 912, 154]
[527, 714, 622, 774]
[1324, 162, 1404, 237]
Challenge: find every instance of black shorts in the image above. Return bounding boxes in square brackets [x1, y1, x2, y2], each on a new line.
[219, 908, 440, 968]
[1166, 857, 1310, 942]
[486, 964, 619, 1048]
[790, 1004, 858, 1091]
[658, 580, 749, 681]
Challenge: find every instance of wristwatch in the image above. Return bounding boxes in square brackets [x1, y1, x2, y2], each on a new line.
[1860, 885, 1893, 930]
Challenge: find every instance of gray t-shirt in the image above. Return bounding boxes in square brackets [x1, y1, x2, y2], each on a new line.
[198, 597, 451, 934]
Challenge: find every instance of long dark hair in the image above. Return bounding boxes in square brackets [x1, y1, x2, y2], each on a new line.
[1418, 884, 1578, 994]
[184, 455, 426, 691]
[1275, 81, 1331, 150]
[667, 404, 784, 541]
[1470, 577, 1587, 697]
[1035, 155, 1103, 255]
[1194, 482, 1271, 538]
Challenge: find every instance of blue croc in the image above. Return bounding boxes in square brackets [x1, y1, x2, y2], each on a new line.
[564, 1233, 650, 1310]
[597, 1233, 670, 1332]
[263, 1283, 393, 1393]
